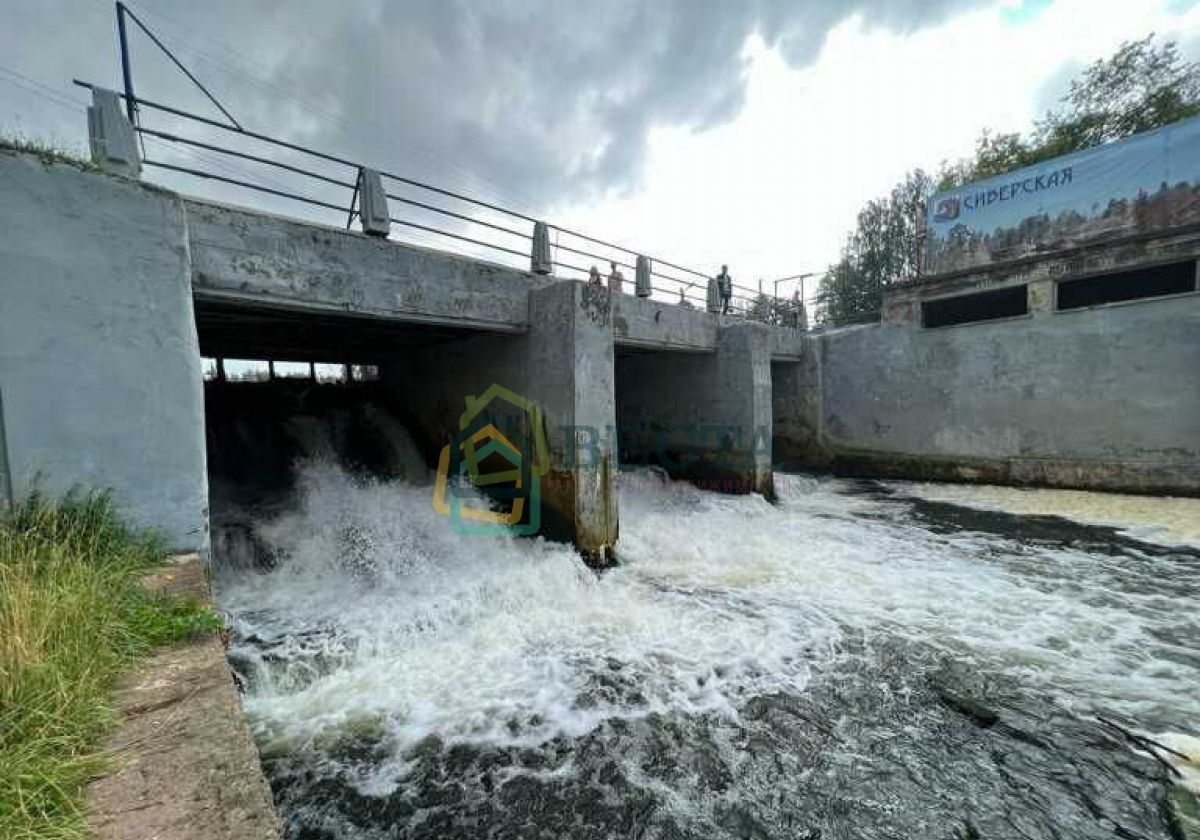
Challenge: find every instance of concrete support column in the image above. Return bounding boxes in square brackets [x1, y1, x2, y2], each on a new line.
[385, 280, 617, 565]
[882, 295, 920, 325]
[524, 281, 618, 562]
[771, 340, 826, 469]
[708, 323, 774, 497]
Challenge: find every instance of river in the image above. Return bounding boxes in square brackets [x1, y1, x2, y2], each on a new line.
[215, 463, 1199, 839]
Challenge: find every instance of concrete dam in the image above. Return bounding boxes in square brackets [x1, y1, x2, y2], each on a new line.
[1, 142, 1198, 564]
[4, 121, 1200, 839]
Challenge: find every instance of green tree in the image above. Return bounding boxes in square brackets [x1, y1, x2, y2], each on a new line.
[817, 35, 1199, 325]
[939, 35, 1200, 189]
[816, 169, 932, 325]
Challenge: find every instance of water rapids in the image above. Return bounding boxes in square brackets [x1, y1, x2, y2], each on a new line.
[214, 462, 1200, 839]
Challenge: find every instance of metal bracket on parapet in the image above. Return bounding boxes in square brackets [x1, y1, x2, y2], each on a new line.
[87, 88, 141, 178]
[531, 221, 552, 275]
[357, 168, 391, 237]
[635, 255, 652, 298]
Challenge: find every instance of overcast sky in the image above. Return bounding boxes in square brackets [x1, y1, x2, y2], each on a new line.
[2, 0, 1197, 300]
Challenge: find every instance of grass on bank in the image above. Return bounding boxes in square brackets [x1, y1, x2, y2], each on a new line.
[0, 492, 222, 840]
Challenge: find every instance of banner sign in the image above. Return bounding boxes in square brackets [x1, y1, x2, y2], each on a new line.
[925, 115, 1200, 274]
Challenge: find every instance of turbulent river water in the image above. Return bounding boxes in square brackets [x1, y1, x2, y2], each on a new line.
[214, 462, 1200, 840]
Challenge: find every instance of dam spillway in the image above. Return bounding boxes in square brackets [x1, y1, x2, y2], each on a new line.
[1, 146, 1196, 565]
[2, 116, 1200, 840]
[213, 451, 1200, 839]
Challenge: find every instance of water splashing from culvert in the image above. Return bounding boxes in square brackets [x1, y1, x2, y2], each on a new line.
[213, 453, 1200, 839]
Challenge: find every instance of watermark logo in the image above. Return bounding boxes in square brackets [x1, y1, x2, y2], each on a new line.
[432, 383, 548, 535]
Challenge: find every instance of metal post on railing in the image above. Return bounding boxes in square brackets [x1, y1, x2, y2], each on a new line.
[356, 168, 390, 238]
[635, 256, 652, 298]
[706, 276, 721, 313]
[87, 87, 141, 177]
[116, 2, 137, 124]
[345, 169, 360, 231]
[531, 222, 552, 275]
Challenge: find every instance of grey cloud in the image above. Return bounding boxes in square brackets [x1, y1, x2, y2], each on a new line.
[2, 0, 981, 218]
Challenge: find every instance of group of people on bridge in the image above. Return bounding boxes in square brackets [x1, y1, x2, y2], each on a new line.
[585, 261, 805, 328]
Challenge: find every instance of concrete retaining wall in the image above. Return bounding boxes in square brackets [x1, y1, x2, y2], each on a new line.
[0, 151, 209, 549]
[775, 294, 1200, 494]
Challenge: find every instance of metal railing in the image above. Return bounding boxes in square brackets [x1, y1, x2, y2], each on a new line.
[74, 78, 777, 313]
[76, 3, 837, 326]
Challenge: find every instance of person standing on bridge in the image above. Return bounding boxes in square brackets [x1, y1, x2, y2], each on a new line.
[716, 264, 733, 314]
[588, 265, 603, 286]
[607, 261, 625, 294]
[792, 288, 808, 329]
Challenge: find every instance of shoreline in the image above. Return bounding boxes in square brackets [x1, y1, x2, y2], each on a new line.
[86, 553, 281, 840]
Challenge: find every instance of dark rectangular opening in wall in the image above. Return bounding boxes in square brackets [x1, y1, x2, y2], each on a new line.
[1056, 260, 1196, 310]
[922, 285, 1028, 328]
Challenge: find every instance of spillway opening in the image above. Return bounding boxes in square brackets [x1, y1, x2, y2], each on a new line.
[615, 345, 772, 495]
[614, 346, 717, 483]
[194, 298, 499, 564]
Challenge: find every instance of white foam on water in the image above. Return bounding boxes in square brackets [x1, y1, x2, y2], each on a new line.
[219, 463, 1200, 795]
[889, 479, 1200, 548]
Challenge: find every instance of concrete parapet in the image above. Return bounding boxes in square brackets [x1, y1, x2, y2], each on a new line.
[185, 197, 544, 332]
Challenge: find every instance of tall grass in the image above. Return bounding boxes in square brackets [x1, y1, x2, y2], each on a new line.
[0, 492, 221, 840]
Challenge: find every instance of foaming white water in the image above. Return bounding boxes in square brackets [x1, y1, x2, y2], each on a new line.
[220, 464, 1199, 796]
[219, 464, 834, 792]
[890, 479, 1200, 548]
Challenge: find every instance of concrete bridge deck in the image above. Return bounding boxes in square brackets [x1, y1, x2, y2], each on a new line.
[186, 197, 804, 359]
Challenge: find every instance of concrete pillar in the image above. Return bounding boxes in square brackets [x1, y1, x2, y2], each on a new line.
[0, 149, 207, 551]
[525, 281, 618, 562]
[385, 280, 617, 565]
[882, 295, 920, 325]
[87, 88, 141, 178]
[708, 323, 774, 496]
[771, 339, 826, 469]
